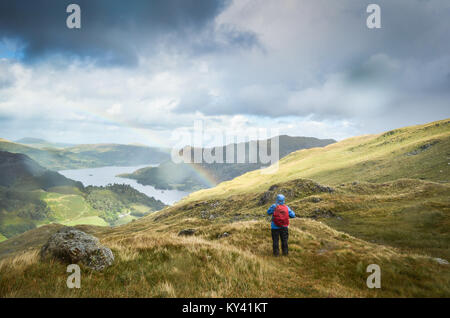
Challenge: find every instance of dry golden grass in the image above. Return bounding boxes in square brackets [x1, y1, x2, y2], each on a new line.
[0, 214, 448, 297]
[0, 119, 449, 297]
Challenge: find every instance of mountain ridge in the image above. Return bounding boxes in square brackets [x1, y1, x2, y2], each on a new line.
[182, 118, 449, 203]
[0, 138, 170, 170]
[119, 135, 336, 191]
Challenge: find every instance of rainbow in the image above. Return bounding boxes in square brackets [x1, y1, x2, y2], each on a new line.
[68, 105, 218, 188]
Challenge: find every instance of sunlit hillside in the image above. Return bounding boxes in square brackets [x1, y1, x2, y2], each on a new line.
[184, 119, 449, 202]
[0, 119, 448, 297]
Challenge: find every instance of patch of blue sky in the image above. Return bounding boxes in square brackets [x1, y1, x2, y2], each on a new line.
[0, 38, 25, 60]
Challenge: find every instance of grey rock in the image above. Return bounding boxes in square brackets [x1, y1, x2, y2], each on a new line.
[210, 201, 220, 208]
[178, 228, 196, 236]
[218, 232, 230, 238]
[310, 208, 337, 219]
[433, 258, 449, 265]
[268, 185, 279, 191]
[40, 227, 114, 271]
[406, 141, 438, 156]
[258, 191, 272, 206]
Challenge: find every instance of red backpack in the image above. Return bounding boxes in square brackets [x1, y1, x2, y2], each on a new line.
[273, 204, 289, 227]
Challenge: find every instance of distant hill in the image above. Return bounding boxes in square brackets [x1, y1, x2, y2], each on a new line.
[0, 138, 170, 170]
[65, 143, 171, 167]
[0, 138, 81, 171]
[15, 137, 75, 149]
[0, 151, 82, 190]
[119, 160, 210, 191]
[0, 151, 83, 238]
[119, 135, 336, 191]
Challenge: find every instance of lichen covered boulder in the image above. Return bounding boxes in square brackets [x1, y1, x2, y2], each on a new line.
[40, 227, 114, 271]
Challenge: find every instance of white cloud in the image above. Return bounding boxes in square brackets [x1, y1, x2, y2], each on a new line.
[106, 103, 122, 116]
[0, 0, 449, 145]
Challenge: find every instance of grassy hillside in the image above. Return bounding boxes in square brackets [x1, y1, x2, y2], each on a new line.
[120, 135, 336, 191]
[0, 184, 167, 239]
[0, 178, 448, 297]
[0, 119, 448, 297]
[0, 139, 85, 171]
[0, 151, 83, 190]
[83, 184, 167, 225]
[185, 119, 449, 202]
[65, 143, 170, 167]
[0, 151, 167, 239]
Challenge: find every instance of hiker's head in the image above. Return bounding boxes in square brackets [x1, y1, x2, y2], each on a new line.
[276, 194, 285, 205]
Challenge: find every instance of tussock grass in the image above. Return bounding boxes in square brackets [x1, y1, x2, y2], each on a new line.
[0, 227, 272, 297]
[0, 119, 449, 297]
[1, 217, 448, 297]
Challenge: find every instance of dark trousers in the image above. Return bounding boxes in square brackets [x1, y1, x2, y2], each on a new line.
[271, 227, 289, 256]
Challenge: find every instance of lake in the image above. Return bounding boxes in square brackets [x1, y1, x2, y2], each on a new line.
[59, 165, 190, 205]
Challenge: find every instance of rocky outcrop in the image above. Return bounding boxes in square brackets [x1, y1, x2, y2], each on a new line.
[178, 229, 196, 236]
[258, 179, 334, 206]
[406, 140, 439, 156]
[309, 208, 341, 220]
[40, 227, 114, 271]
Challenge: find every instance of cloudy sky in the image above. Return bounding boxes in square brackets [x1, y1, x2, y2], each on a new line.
[0, 0, 449, 147]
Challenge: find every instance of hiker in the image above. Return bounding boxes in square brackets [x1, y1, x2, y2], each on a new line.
[267, 194, 295, 256]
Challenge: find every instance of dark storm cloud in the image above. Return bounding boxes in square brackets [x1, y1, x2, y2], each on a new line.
[0, 0, 257, 65]
[0, 0, 449, 143]
[174, 0, 450, 123]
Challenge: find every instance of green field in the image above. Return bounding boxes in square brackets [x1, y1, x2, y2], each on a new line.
[113, 215, 138, 226]
[41, 192, 99, 222]
[0, 182, 166, 239]
[61, 216, 109, 227]
[0, 233, 6, 242]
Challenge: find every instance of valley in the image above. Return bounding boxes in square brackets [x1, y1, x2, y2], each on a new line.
[120, 135, 336, 191]
[0, 151, 167, 239]
[0, 119, 448, 297]
[59, 165, 190, 205]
